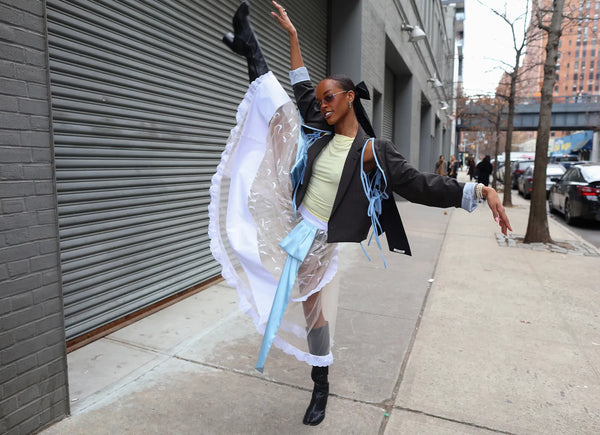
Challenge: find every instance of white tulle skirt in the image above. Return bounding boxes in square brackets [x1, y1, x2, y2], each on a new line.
[208, 72, 340, 367]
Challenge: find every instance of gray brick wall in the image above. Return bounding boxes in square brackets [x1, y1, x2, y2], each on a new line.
[1, 1, 69, 434]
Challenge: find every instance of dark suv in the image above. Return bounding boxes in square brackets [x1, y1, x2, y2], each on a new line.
[511, 160, 535, 189]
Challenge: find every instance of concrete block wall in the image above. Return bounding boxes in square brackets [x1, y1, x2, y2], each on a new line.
[1, 1, 70, 433]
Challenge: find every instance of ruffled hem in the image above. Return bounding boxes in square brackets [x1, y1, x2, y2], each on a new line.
[208, 73, 272, 315]
[243, 304, 333, 367]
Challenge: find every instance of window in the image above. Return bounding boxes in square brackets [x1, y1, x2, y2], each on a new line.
[588, 84, 593, 91]
[590, 72, 594, 79]
[554, 85, 558, 92]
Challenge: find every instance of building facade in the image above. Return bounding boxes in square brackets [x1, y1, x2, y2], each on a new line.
[1, 1, 457, 432]
[515, 0, 600, 157]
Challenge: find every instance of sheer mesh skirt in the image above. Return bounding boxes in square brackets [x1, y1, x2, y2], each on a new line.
[209, 72, 339, 367]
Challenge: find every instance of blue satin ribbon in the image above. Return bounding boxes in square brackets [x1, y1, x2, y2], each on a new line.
[359, 138, 389, 268]
[256, 219, 318, 373]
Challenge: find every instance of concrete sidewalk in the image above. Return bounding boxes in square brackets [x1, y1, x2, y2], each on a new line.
[42, 172, 600, 434]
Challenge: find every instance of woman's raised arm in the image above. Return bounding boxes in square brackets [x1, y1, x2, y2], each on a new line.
[271, 1, 304, 71]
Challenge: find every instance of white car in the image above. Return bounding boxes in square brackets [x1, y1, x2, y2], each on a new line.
[518, 164, 566, 199]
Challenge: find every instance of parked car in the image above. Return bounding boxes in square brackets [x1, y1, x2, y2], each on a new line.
[549, 154, 580, 169]
[517, 164, 565, 199]
[496, 161, 506, 183]
[511, 160, 535, 189]
[548, 163, 600, 225]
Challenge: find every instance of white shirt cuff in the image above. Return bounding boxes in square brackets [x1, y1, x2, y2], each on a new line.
[289, 66, 311, 85]
[461, 183, 479, 212]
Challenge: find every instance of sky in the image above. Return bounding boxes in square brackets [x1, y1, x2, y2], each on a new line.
[462, 0, 530, 96]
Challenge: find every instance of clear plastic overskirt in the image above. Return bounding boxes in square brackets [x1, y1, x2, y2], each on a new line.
[208, 72, 339, 367]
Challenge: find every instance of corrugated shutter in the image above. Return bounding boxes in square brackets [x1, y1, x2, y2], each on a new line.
[383, 67, 395, 141]
[46, 0, 328, 340]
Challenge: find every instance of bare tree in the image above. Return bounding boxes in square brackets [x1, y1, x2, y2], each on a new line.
[458, 95, 507, 189]
[482, 1, 534, 207]
[523, 0, 566, 243]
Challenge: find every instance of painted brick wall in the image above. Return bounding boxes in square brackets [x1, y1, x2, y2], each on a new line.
[0, 1, 70, 433]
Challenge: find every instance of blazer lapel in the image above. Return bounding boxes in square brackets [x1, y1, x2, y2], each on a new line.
[331, 127, 370, 215]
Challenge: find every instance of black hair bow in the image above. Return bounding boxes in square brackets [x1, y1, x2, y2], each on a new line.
[355, 81, 371, 100]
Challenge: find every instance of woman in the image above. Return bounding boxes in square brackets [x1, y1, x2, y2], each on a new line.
[448, 155, 459, 178]
[467, 157, 476, 181]
[435, 155, 447, 175]
[476, 155, 494, 186]
[211, 1, 512, 426]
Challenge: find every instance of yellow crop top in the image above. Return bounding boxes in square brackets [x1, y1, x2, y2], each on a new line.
[302, 134, 354, 221]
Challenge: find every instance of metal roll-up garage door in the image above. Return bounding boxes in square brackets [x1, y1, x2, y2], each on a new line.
[46, 0, 329, 340]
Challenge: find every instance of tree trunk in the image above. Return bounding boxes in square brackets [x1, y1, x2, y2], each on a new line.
[502, 68, 519, 207]
[492, 110, 501, 190]
[524, 0, 565, 243]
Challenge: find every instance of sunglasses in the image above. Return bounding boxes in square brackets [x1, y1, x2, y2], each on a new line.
[315, 90, 348, 110]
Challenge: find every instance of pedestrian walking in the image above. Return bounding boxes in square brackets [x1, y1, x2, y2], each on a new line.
[467, 157, 476, 181]
[210, 1, 512, 427]
[476, 155, 493, 186]
[435, 155, 447, 176]
[448, 155, 459, 179]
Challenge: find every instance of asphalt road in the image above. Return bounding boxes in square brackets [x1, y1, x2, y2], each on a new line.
[506, 186, 600, 248]
[548, 212, 600, 248]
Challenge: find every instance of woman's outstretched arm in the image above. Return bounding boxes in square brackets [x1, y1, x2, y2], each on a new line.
[271, 1, 304, 70]
[271, 1, 330, 130]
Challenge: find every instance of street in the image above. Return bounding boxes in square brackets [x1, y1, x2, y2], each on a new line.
[548, 212, 600, 248]
[510, 186, 600, 249]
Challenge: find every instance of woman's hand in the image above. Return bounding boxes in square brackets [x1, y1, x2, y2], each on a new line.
[483, 186, 512, 236]
[271, 1, 296, 35]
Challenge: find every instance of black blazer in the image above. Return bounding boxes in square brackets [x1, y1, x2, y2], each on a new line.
[292, 80, 465, 255]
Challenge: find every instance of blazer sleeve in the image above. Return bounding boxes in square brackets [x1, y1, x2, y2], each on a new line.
[377, 140, 464, 208]
[292, 81, 332, 131]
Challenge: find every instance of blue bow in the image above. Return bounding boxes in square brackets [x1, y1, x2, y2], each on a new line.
[359, 138, 389, 268]
[256, 219, 318, 373]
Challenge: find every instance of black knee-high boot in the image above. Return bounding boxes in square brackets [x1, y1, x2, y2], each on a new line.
[303, 365, 329, 426]
[303, 323, 330, 426]
[222, 1, 269, 82]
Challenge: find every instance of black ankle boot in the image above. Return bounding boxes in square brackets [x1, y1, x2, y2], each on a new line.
[303, 366, 329, 426]
[222, 1, 269, 82]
